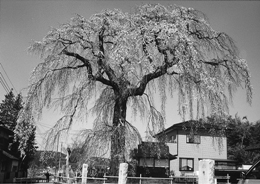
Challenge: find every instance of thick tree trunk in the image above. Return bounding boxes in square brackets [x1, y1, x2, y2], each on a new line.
[110, 97, 127, 176]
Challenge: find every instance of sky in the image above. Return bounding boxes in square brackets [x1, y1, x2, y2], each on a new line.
[0, 0, 260, 149]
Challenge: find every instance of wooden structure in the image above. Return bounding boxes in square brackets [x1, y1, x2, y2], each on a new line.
[132, 142, 177, 177]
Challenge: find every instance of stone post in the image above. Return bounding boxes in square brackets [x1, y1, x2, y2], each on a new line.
[118, 163, 128, 184]
[199, 159, 215, 184]
[82, 164, 88, 184]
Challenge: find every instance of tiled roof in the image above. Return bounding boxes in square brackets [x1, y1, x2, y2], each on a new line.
[132, 141, 177, 160]
[1, 150, 19, 160]
[156, 120, 225, 136]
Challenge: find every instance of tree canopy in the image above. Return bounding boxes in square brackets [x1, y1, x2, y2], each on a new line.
[18, 4, 252, 174]
[227, 116, 260, 165]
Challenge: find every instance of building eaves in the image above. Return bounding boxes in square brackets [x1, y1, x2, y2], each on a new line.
[1, 150, 19, 160]
[245, 144, 260, 151]
[155, 119, 225, 137]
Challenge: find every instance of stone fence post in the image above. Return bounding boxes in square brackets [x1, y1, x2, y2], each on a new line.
[118, 163, 128, 184]
[199, 159, 215, 184]
[82, 164, 88, 184]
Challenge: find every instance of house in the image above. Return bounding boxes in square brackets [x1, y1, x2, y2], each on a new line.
[87, 157, 110, 177]
[132, 142, 177, 177]
[0, 126, 22, 183]
[155, 120, 229, 176]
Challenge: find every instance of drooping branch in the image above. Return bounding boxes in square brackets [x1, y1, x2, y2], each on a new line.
[129, 58, 178, 96]
[63, 50, 93, 78]
[63, 50, 118, 88]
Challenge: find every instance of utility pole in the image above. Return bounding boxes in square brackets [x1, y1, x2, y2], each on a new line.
[66, 147, 71, 184]
[55, 135, 60, 180]
[58, 142, 63, 174]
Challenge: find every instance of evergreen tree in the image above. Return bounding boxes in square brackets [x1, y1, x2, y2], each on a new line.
[0, 91, 23, 156]
[0, 90, 37, 170]
[0, 90, 22, 130]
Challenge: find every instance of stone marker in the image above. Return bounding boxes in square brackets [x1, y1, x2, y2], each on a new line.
[118, 163, 128, 184]
[199, 159, 215, 184]
[82, 164, 88, 184]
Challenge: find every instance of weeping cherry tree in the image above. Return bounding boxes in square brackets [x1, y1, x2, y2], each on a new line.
[17, 4, 252, 175]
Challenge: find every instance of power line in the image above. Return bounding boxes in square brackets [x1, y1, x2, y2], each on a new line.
[0, 73, 10, 93]
[37, 123, 53, 129]
[0, 72, 11, 90]
[0, 63, 18, 94]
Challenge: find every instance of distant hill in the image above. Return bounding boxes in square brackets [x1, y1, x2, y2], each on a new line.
[31, 150, 66, 169]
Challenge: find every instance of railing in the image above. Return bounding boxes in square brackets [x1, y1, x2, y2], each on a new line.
[53, 174, 198, 184]
[53, 174, 231, 184]
[54, 176, 107, 184]
[215, 174, 230, 184]
[14, 177, 47, 183]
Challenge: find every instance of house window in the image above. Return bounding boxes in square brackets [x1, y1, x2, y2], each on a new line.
[186, 134, 200, 144]
[139, 158, 154, 167]
[215, 160, 238, 170]
[170, 135, 177, 143]
[180, 158, 194, 171]
[166, 134, 177, 143]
